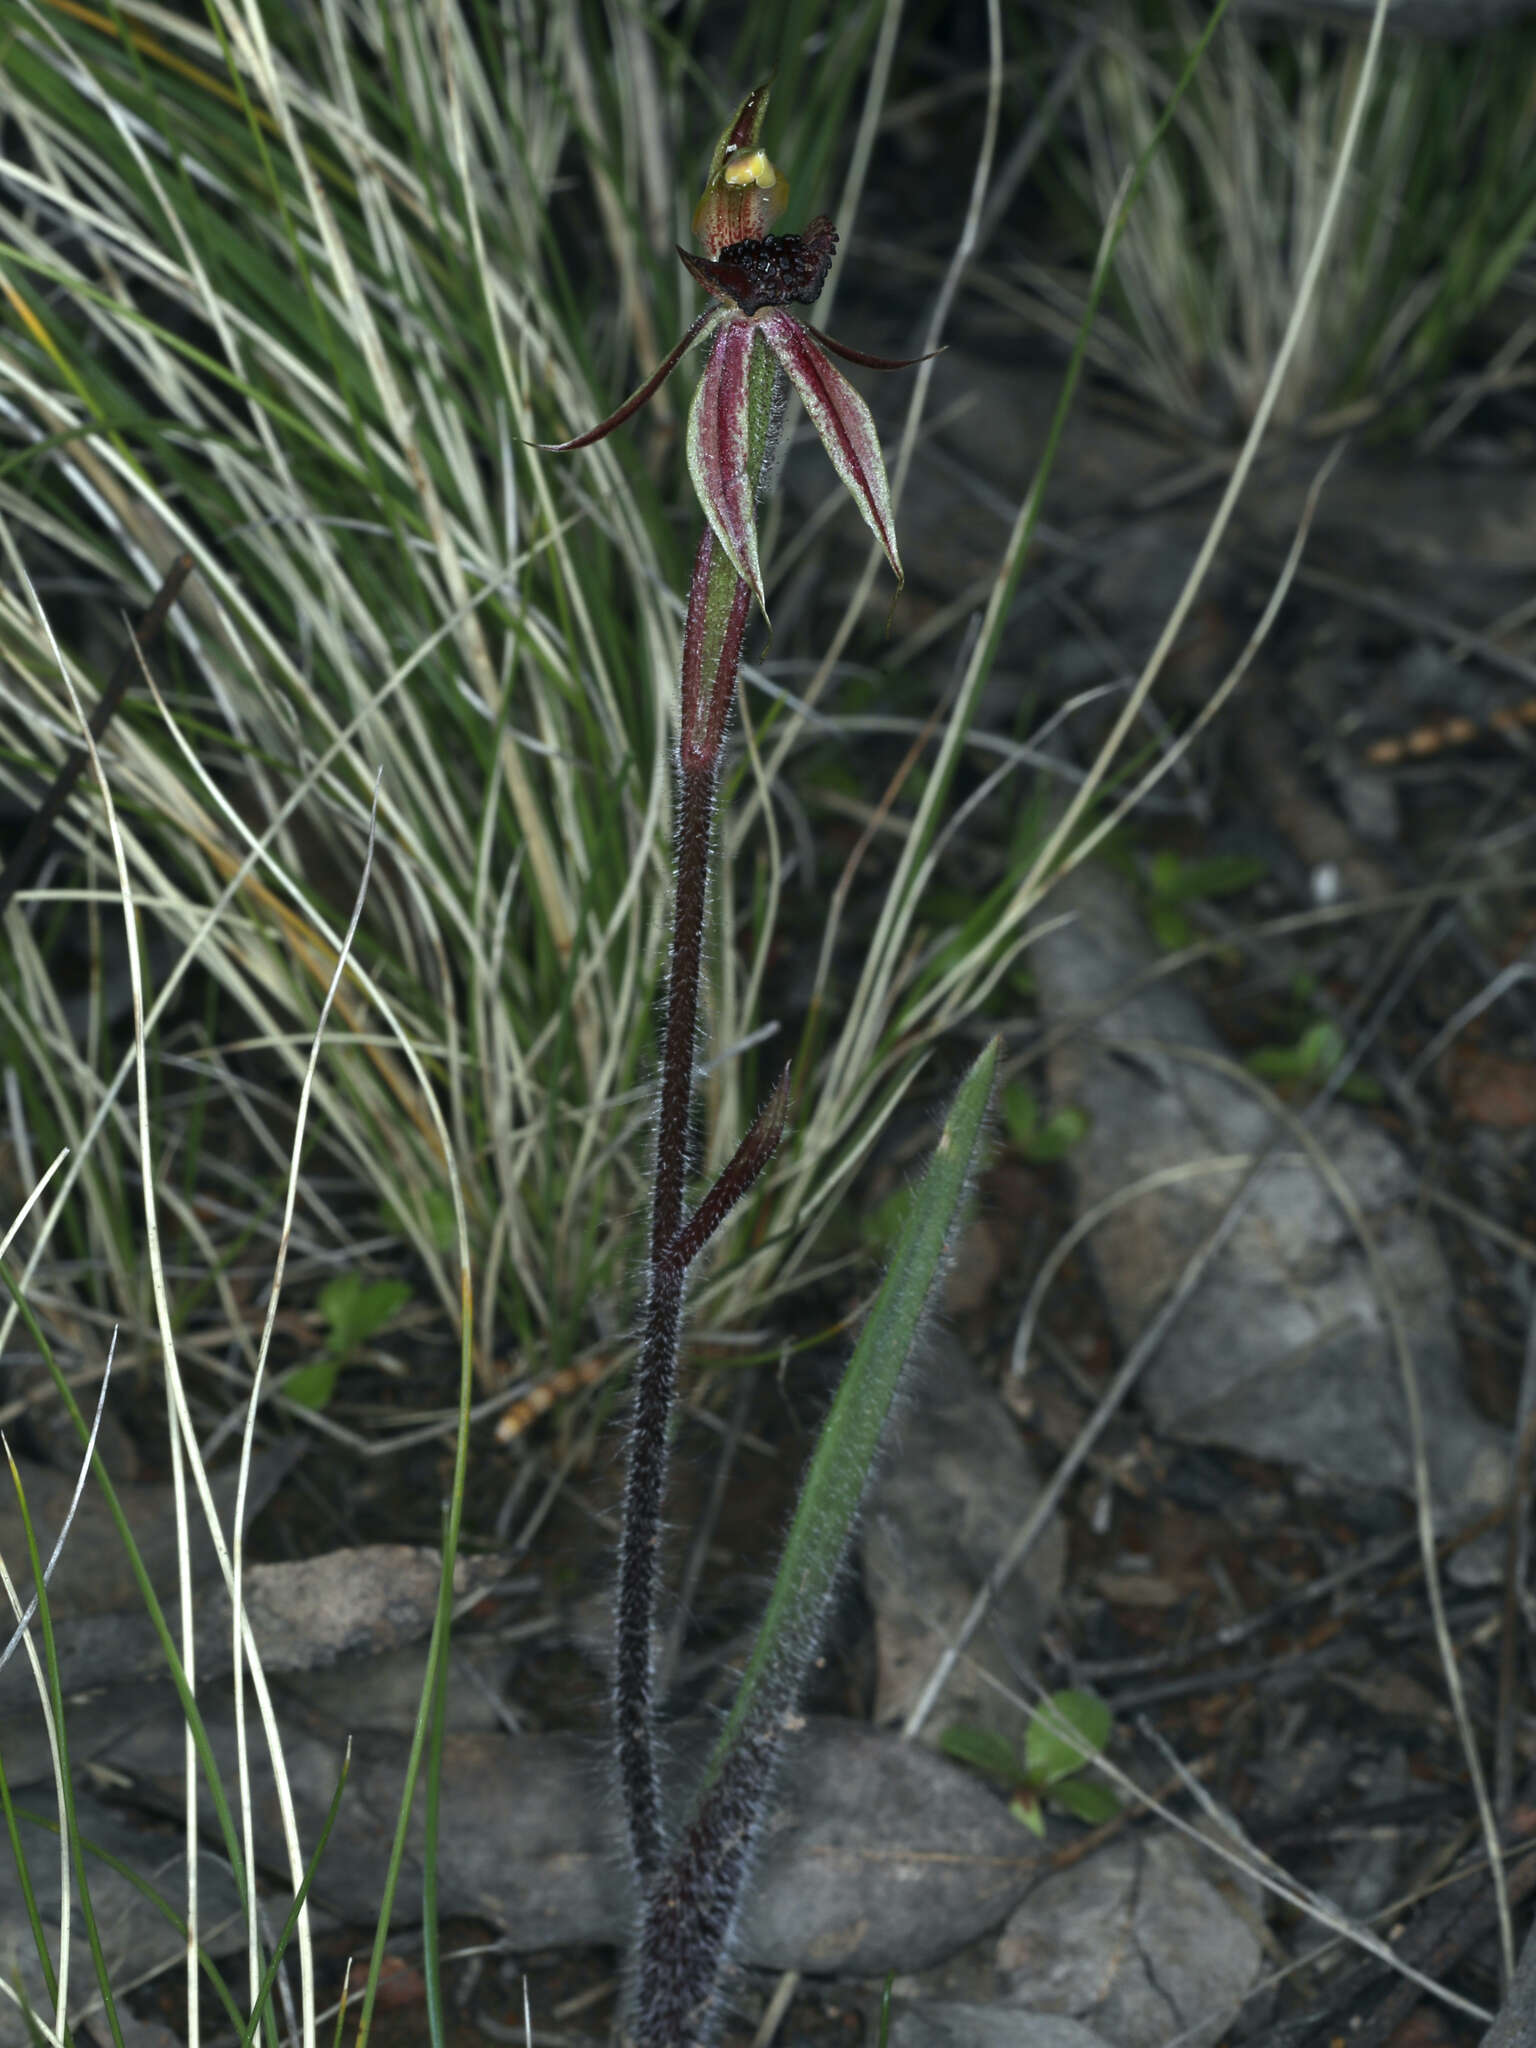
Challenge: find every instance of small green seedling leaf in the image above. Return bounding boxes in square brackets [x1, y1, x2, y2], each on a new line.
[1001, 1084, 1090, 1164]
[1029, 1105, 1090, 1162]
[1247, 1019, 1342, 1082]
[939, 1724, 1023, 1784]
[1145, 849, 1267, 953]
[1025, 1689, 1111, 1786]
[1149, 849, 1267, 904]
[944, 1692, 1120, 1835]
[1173, 852, 1267, 901]
[319, 1274, 412, 1351]
[281, 1358, 343, 1410]
[1296, 1020, 1345, 1077]
[1147, 849, 1185, 902]
[285, 1275, 412, 1409]
[1050, 1776, 1121, 1826]
[1150, 900, 1195, 953]
[1246, 1018, 1380, 1101]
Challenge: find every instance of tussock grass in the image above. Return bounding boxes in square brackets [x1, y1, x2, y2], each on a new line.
[1030, 0, 1536, 432]
[0, 0, 936, 1413]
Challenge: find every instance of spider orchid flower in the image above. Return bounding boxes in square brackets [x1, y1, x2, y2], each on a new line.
[537, 82, 923, 619]
[527, 89, 986, 2048]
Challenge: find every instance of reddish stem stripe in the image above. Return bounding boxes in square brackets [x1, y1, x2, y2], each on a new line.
[680, 528, 754, 769]
[616, 522, 757, 1884]
[666, 1064, 789, 1273]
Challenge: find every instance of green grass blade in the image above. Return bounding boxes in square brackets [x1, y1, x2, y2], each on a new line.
[14, 1806, 250, 2039]
[711, 1038, 997, 1772]
[239, 1744, 353, 2048]
[0, 1749, 57, 2026]
[352, 1276, 477, 2048]
[421, 1509, 454, 2048]
[5, 1451, 125, 2048]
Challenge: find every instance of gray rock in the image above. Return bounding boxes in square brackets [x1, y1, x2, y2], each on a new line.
[1485, 1912, 1536, 2044]
[52, 1707, 1040, 1975]
[0, 1445, 299, 1634]
[996, 1831, 1264, 2048]
[863, 1341, 1064, 1747]
[1029, 859, 1507, 1528]
[890, 2003, 1110, 2048]
[0, 1547, 510, 1794]
[0, 1792, 247, 2048]
[2, 1546, 503, 1711]
[739, 1718, 1044, 1973]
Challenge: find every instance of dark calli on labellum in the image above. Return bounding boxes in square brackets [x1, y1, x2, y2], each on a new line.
[677, 215, 839, 316]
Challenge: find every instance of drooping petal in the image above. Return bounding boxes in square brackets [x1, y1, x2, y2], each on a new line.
[760, 307, 903, 587]
[800, 321, 943, 372]
[532, 308, 722, 452]
[686, 317, 771, 614]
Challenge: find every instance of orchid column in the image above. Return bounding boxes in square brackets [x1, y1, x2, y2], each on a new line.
[537, 82, 915, 1891]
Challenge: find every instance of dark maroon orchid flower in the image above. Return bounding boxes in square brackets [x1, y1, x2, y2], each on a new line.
[537, 83, 925, 618]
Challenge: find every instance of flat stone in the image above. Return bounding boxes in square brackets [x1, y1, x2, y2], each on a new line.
[890, 2004, 1111, 2048]
[996, 1830, 1264, 2048]
[1028, 859, 1507, 1531]
[863, 1340, 1064, 1748]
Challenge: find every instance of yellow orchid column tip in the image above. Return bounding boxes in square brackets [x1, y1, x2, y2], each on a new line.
[693, 82, 788, 255]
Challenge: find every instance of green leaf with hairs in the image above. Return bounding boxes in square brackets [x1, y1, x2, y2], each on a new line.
[708, 1039, 998, 1776]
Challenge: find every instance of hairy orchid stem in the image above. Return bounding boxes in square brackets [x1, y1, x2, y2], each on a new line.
[534, 79, 924, 2043]
[616, 526, 760, 1883]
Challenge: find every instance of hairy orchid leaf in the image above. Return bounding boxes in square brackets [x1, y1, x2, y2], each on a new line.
[710, 1039, 997, 1777]
[630, 1043, 997, 2045]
